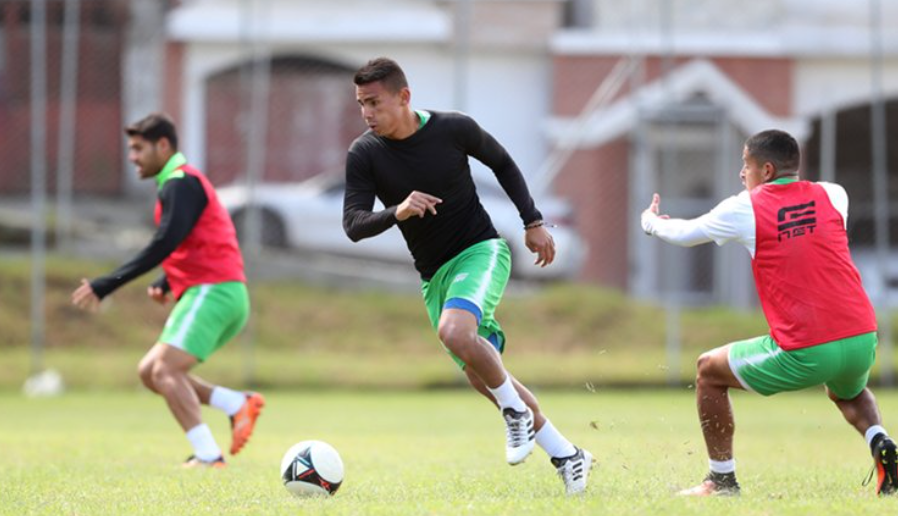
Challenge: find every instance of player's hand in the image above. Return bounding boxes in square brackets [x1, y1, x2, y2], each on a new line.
[644, 193, 670, 219]
[395, 191, 442, 221]
[147, 285, 171, 305]
[71, 279, 101, 312]
[525, 225, 556, 267]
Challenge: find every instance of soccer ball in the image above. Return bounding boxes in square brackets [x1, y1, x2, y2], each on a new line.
[280, 440, 344, 497]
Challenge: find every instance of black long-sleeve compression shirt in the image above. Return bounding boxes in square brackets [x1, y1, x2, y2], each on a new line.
[343, 110, 541, 280]
[90, 175, 208, 299]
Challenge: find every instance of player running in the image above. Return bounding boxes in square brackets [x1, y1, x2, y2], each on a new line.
[642, 129, 896, 496]
[72, 113, 264, 468]
[343, 57, 593, 495]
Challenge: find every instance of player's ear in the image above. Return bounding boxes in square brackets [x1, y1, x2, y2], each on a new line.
[763, 162, 777, 182]
[399, 87, 411, 106]
[156, 137, 172, 155]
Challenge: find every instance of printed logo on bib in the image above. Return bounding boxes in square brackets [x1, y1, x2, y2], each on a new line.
[453, 273, 469, 284]
[777, 201, 816, 242]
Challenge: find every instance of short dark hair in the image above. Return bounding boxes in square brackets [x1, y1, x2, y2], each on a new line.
[125, 113, 178, 151]
[353, 57, 408, 93]
[744, 129, 800, 174]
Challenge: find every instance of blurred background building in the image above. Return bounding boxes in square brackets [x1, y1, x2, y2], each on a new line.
[1, 0, 896, 303]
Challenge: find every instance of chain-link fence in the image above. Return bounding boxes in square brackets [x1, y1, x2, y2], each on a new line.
[3, 0, 896, 389]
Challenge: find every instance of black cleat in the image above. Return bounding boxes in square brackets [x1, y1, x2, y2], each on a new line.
[677, 471, 740, 497]
[870, 436, 898, 496]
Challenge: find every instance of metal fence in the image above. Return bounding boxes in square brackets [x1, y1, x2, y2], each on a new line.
[3, 0, 895, 388]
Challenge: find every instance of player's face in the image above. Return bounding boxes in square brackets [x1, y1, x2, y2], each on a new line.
[127, 135, 168, 179]
[740, 146, 771, 191]
[356, 81, 410, 139]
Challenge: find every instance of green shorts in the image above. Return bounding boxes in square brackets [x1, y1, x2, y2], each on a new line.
[421, 239, 511, 369]
[728, 332, 877, 399]
[159, 282, 250, 362]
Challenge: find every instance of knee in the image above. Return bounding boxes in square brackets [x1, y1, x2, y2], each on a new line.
[438, 321, 478, 361]
[695, 352, 716, 386]
[137, 357, 156, 390]
[149, 361, 176, 392]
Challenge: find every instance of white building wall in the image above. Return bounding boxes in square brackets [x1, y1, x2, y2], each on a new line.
[169, 0, 557, 181]
[794, 58, 898, 118]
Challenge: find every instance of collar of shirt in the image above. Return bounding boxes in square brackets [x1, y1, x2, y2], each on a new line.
[770, 176, 799, 185]
[154, 152, 188, 190]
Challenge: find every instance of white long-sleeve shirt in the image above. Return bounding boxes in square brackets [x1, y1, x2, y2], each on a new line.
[640, 182, 849, 258]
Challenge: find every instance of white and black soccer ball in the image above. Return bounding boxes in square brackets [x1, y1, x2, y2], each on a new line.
[280, 440, 344, 497]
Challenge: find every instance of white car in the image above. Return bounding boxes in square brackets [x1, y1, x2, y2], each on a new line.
[217, 174, 586, 280]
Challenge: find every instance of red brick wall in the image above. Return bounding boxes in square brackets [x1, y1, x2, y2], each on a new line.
[203, 57, 366, 186]
[163, 41, 185, 124]
[554, 138, 631, 287]
[0, 1, 126, 195]
[552, 55, 791, 116]
[550, 54, 793, 288]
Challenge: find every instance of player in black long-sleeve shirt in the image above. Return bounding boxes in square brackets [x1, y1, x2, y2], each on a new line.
[343, 57, 593, 495]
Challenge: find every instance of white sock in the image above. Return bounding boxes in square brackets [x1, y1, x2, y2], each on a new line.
[709, 458, 736, 474]
[186, 423, 222, 462]
[210, 386, 246, 417]
[866, 425, 888, 447]
[487, 375, 527, 412]
[535, 420, 577, 459]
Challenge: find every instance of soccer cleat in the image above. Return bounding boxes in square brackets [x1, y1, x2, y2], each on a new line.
[871, 435, 898, 495]
[677, 471, 741, 497]
[502, 407, 536, 465]
[230, 392, 266, 455]
[551, 447, 595, 495]
[182, 455, 226, 469]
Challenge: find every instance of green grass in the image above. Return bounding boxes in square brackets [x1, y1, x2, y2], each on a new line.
[1, 389, 897, 515]
[3, 254, 898, 390]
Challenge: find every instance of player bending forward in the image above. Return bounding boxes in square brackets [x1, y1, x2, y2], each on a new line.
[642, 129, 897, 496]
[343, 57, 593, 495]
[72, 113, 264, 468]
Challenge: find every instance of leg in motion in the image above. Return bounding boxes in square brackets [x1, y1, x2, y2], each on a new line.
[679, 345, 744, 497]
[196, 375, 266, 456]
[831, 387, 897, 495]
[440, 309, 535, 465]
[145, 344, 226, 468]
[462, 335, 594, 495]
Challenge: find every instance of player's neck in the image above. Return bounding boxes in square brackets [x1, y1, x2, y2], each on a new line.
[386, 108, 420, 141]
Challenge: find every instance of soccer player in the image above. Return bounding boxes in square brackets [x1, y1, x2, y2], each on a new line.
[641, 129, 897, 496]
[71, 113, 265, 468]
[343, 57, 593, 495]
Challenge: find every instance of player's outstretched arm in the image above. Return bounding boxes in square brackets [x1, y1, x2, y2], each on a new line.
[641, 193, 713, 247]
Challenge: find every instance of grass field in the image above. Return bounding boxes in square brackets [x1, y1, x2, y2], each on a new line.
[3, 255, 898, 391]
[2, 389, 897, 515]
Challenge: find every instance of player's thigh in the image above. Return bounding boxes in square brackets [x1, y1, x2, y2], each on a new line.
[443, 239, 511, 325]
[214, 283, 250, 347]
[159, 282, 248, 362]
[445, 239, 511, 349]
[825, 332, 878, 400]
[422, 239, 511, 369]
[729, 335, 839, 396]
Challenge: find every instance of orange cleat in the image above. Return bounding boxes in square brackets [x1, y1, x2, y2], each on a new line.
[230, 392, 265, 455]
[182, 455, 227, 469]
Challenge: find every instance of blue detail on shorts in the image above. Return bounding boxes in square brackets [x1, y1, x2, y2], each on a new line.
[486, 332, 502, 353]
[444, 297, 482, 325]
